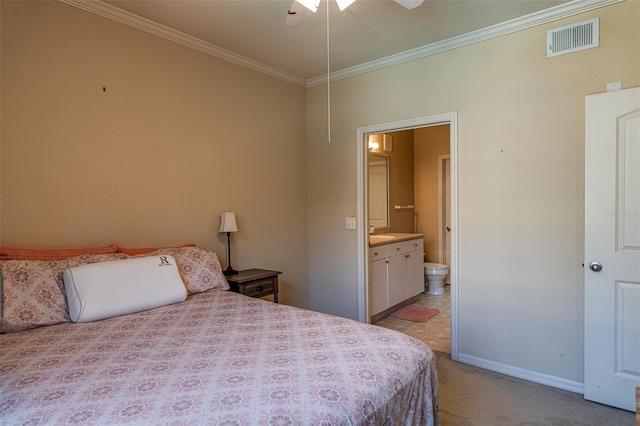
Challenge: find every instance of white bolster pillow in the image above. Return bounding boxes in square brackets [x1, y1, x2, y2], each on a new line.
[64, 255, 187, 323]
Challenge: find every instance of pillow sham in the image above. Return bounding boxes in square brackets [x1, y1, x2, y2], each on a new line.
[64, 255, 187, 323]
[135, 246, 229, 294]
[0, 242, 118, 261]
[0, 253, 128, 333]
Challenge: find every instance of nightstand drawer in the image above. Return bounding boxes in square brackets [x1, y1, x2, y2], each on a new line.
[242, 277, 277, 298]
[226, 268, 282, 302]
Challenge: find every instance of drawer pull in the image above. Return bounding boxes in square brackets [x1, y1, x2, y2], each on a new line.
[256, 286, 264, 292]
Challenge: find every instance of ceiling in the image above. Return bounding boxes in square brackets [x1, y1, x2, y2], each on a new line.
[90, 0, 576, 85]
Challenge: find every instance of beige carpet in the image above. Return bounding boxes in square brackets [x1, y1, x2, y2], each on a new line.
[434, 351, 635, 425]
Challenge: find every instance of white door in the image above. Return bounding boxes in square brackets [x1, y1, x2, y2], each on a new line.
[584, 87, 640, 411]
[438, 155, 451, 283]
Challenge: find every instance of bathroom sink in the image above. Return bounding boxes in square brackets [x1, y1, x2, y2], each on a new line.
[370, 235, 395, 243]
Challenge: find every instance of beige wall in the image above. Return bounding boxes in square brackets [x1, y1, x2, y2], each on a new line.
[307, 0, 640, 384]
[0, 1, 309, 307]
[0, 1, 2, 243]
[414, 125, 450, 263]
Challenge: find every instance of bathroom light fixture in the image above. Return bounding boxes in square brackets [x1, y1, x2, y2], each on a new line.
[368, 135, 380, 150]
[218, 212, 239, 275]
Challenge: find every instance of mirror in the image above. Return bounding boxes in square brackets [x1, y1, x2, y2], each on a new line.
[368, 153, 389, 228]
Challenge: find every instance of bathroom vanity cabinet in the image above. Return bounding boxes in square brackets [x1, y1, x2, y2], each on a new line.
[369, 236, 424, 322]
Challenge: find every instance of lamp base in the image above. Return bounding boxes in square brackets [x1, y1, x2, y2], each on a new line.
[222, 231, 237, 276]
[223, 266, 238, 276]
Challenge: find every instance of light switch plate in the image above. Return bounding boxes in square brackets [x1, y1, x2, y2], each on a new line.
[346, 217, 356, 230]
[606, 81, 621, 92]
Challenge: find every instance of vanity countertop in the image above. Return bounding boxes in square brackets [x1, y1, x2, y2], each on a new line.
[369, 233, 424, 247]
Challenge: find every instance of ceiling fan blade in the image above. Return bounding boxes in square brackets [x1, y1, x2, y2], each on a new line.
[296, 0, 319, 13]
[285, 1, 312, 26]
[393, 0, 424, 10]
[336, 0, 356, 11]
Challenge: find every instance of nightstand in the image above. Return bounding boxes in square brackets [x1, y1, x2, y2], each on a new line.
[226, 268, 282, 303]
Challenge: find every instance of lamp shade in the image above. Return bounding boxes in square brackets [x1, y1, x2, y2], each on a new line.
[219, 212, 238, 233]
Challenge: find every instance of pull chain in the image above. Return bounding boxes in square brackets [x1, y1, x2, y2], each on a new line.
[326, 0, 331, 143]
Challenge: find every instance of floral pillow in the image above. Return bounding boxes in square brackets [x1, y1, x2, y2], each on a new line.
[0, 253, 128, 333]
[135, 246, 228, 294]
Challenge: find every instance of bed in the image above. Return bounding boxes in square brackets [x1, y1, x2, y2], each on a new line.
[0, 245, 439, 425]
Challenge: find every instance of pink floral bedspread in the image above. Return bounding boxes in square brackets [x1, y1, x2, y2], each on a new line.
[1, 290, 439, 425]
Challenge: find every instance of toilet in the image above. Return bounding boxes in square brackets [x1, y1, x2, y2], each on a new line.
[424, 262, 449, 295]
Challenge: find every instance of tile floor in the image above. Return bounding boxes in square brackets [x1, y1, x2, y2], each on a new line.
[374, 285, 451, 353]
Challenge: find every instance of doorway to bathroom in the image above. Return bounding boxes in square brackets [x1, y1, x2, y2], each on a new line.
[368, 126, 451, 354]
[356, 112, 459, 361]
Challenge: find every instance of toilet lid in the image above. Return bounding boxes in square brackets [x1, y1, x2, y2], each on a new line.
[424, 262, 448, 271]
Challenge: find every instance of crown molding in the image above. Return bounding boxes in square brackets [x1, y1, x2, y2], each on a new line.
[58, 0, 307, 87]
[59, 0, 622, 89]
[306, 0, 624, 88]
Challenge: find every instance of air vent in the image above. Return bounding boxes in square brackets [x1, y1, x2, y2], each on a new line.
[547, 18, 599, 58]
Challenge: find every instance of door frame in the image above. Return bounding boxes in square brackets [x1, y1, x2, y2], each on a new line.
[438, 154, 451, 266]
[356, 112, 459, 360]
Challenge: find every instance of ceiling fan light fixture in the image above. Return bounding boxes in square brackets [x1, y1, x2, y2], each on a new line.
[336, 0, 356, 11]
[296, 0, 320, 13]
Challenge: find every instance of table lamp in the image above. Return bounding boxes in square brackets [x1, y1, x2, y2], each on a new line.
[219, 212, 238, 275]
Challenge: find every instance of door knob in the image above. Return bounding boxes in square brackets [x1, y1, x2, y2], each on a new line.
[446, 227, 451, 232]
[588, 261, 603, 272]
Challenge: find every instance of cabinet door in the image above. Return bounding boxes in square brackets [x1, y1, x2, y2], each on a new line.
[387, 254, 406, 307]
[405, 249, 425, 299]
[369, 258, 388, 316]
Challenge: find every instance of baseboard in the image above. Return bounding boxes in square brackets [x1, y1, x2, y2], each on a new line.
[457, 353, 585, 394]
[370, 294, 422, 323]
